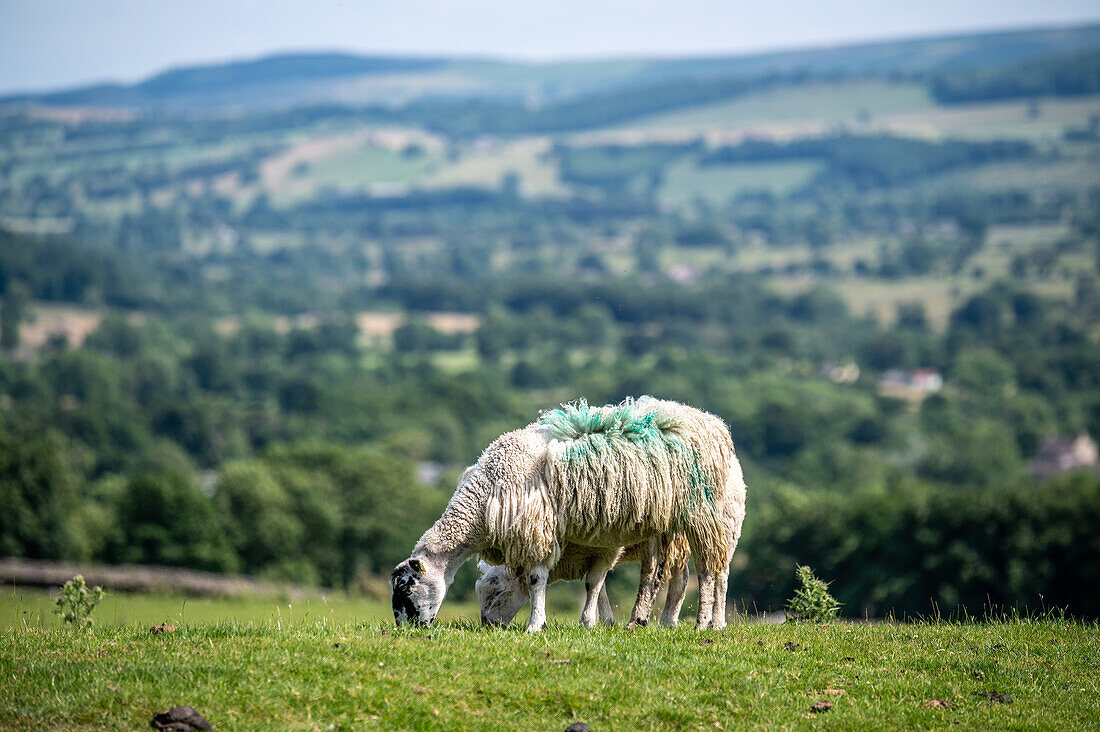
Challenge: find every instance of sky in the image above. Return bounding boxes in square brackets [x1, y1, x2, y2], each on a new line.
[2, 0, 1099, 95]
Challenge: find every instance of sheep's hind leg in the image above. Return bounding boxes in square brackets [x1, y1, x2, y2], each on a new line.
[526, 565, 550, 633]
[628, 537, 663, 628]
[597, 587, 615, 626]
[660, 564, 689, 627]
[696, 570, 716, 629]
[712, 543, 736, 629]
[580, 555, 615, 628]
[712, 568, 730, 629]
[710, 501, 741, 629]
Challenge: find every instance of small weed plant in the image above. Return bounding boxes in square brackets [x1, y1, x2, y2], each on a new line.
[53, 575, 105, 628]
[786, 564, 841, 622]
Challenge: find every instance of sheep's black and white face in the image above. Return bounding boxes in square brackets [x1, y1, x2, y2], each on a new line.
[475, 561, 529, 626]
[390, 558, 444, 626]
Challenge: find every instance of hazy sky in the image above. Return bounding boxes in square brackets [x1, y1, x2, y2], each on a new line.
[2, 0, 1099, 95]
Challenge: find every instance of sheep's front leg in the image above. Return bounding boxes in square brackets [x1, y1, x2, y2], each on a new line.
[526, 565, 550, 633]
[580, 556, 614, 628]
[660, 564, 689, 627]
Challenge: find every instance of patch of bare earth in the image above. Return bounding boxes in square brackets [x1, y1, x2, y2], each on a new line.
[17, 304, 104, 354]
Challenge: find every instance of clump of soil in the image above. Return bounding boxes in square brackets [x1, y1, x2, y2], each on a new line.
[923, 699, 954, 709]
[975, 691, 1014, 704]
[150, 706, 212, 731]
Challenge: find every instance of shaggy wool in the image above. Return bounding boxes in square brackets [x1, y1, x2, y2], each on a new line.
[417, 397, 739, 574]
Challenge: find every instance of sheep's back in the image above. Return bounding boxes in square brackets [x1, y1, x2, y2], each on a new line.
[543, 401, 734, 542]
[478, 399, 735, 568]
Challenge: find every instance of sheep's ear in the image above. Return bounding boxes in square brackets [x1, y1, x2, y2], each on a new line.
[477, 560, 493, 574]
[410, 559, 426, 575]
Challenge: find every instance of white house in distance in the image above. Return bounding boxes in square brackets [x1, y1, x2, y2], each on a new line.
[878, 368, 943, 403]
[1028, 434, 1100, 480]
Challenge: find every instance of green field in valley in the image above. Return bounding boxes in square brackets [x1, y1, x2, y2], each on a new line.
[2, 611, 1095, 730]
[659, 158, 823, 208]
[624, 81, 935, 131]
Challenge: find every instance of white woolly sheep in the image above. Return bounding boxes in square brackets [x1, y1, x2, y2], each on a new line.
[390, 396, 746, 631]
[476, 534, 692, 628]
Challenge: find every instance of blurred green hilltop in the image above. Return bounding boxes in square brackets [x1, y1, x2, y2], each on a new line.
[1, 22, 1099, 619]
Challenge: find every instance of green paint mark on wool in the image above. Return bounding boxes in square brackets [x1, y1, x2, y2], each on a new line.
[540, 398, 678, 457]
[545, 398, 719, 521]
[686, 448, 714, 505]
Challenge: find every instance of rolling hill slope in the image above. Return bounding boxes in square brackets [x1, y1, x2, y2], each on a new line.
[3, 22, 1099, 113]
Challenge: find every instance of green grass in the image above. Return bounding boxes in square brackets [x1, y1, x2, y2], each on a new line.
[660, 158, 823, 208]
[1, 588, 478, 629]
[625, 80, 934, 131]
[305, 145, 441, 190]
[2, 611, 1095, 730]
[424, 138, 567, 197]
[430, 347, 483, 374]
[768, 275, 983, 329]
[920, 157, 1100, 194]
[878, 94, 1100, 142]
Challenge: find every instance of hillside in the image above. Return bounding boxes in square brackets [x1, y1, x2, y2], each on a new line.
[2, 19, 1100, 622]
[4, 22, 1100, 112]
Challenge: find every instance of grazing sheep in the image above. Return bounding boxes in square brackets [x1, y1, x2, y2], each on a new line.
[390, 396, 745, 631]
[476, 534, 692, 628]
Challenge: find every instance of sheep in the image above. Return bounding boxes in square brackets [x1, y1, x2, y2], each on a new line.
[476, 475, 748, 630]
[390, 396, 746, 632]
[476, 534, 692, 628]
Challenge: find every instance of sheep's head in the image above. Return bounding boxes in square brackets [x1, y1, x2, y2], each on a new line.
[390, 557, 444, 626]
[475, 560, 530, 626]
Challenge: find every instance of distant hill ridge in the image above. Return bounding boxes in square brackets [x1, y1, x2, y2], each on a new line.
[2, 53, 450, 109]
[138, 53, 448, 95]
[3, 22, 1100, 112]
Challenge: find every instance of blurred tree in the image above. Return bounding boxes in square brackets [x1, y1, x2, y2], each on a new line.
[951, 348, 1015, 402]
[739, 474, 1100, 617]
[0, 428, 80, 559]
[1, 280, 30, 352]
[108, 471, 238, 571]
[918, 418, 1023, 488]
[215, 461, 304, 573]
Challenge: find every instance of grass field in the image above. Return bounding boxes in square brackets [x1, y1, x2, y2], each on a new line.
[660, 158, 823, 208]
[878, 94, 1100, 141]
[2, 587, 427, 629]
[0, 585, 616, 631]
[305, 146, 441, 191]
[767, 275, 982, 329]
[625, 81, 934, 132]
[424, 138, 568, 198]
[2, 602, 1095, 730]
